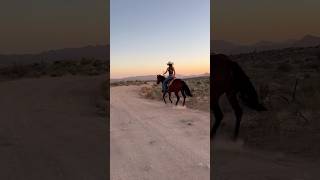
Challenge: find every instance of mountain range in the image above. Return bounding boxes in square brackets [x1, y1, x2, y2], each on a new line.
[0, 45, 109, 65]
[212, 34, 320, 55]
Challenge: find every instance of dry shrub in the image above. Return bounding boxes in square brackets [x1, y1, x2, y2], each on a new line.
[277, 63, 293, 72]
[111, 80, 148, 87]
[0, 59, 107, 80]
[140, 85, 162, 100]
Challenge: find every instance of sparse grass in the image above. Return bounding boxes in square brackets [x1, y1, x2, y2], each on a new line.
[140, 83, 162, 100]
[110, 80, 148, 87]
[277, 63, 293, 72]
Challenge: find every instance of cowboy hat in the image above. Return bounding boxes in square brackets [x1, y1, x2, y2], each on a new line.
[167, 61, 174, 65]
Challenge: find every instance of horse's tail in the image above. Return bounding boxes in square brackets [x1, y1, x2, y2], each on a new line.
[232, 61, 266, 111]
[182, 81, 193, 97]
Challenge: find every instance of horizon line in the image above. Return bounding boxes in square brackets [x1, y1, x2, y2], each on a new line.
[0, 44, 110, 56]
[212, 33, 320, 45]
[111, 72, 210, 79]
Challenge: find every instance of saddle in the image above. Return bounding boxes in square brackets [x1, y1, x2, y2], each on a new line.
[168, 77, 176, 87]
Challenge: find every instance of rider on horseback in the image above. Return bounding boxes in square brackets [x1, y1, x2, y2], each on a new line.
[162, 61, 176, 93]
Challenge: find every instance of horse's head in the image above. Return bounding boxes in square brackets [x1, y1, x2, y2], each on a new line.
[156, 75, 165, 84]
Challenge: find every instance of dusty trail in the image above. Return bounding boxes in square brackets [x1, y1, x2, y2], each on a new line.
[0, 75, 107, 180]
[213, 120, 320, 180]
[110, 85, 210, 180]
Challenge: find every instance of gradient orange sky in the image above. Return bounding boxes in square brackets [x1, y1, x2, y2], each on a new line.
[111, 55, 210, 79]
[212, 0, 320, 44]
[111, 0, 209, 79]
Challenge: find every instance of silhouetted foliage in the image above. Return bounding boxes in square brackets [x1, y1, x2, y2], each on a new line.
[0, 58, 107, 80]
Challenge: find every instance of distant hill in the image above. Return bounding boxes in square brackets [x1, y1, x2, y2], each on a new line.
[212, 34, 320, 55]
[111, 75, 158, 82]
[292, 35, 320, 47]
[111, 73, 209, 82]
[0, 45, 109, 65]
[211, 40, 244, 54]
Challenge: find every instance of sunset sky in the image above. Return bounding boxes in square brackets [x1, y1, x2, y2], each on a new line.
[111, 0, 210, 79]
[0, 0, 108, 54]
[212, 0, 320, 44]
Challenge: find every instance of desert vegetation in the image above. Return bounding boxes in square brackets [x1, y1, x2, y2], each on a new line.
[225, 46, 320, 157]
[110, 80, 148, 87]
[0, 58, 107, 81]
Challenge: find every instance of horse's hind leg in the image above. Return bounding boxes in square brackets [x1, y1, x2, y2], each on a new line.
[168, 92, 173, 103]
[174, 91, 180, 105]
[181, 90, 186, 106]
[227, 93, 243, 140]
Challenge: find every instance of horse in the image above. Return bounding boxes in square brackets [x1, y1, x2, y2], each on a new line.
[211, 54, 266, 140]
[156, 75, 193, 106]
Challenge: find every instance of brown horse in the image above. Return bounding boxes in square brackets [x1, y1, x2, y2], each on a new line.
[211, 54, 266, 140]
[156, 75, 193, 106]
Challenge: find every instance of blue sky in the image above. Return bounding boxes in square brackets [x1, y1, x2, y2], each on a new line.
[111, 0, 210, 78]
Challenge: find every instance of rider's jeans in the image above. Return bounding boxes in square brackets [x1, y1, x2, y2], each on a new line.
[162, 75, 174, 92]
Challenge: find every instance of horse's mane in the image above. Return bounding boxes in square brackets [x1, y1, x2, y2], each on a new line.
[231, 61, 266, 111]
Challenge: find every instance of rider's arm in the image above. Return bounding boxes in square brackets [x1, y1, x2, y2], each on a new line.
[173, 67, 176, 77]
[163, 68, 168, 76]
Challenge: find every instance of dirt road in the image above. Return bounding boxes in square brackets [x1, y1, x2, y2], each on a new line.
[0, 75, 107, 180]
[213, 117, 320, 180]
[110, 85, 210, 180]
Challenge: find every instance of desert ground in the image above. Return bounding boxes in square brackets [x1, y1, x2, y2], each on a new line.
[213, 120, 320, 180]
[112, 76, 320, 180]
[110, 85, 210, 180]
[0, 75, 107, 180]
[213, 46, 320, 179]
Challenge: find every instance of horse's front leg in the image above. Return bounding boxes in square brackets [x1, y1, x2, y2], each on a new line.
[211, 94, 223, 139]
[168, 92, 173, 103]
[212, 101, 223, 138]
[162, 93, 167, 104]
[174, 91, 180, 105]
[226, 93, 243, 140]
